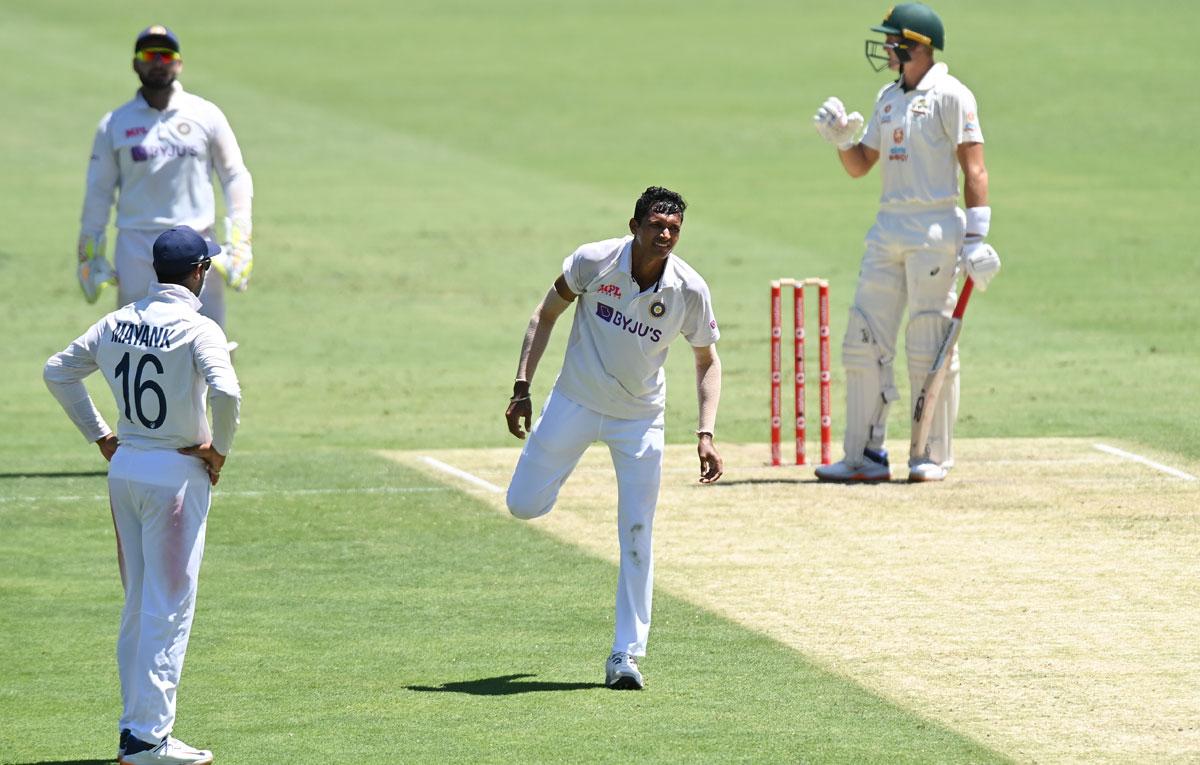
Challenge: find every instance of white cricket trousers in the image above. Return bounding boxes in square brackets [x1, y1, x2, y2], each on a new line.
[506, 389, 664, 657]
[114, 228, 228, 328]
[108, 447, 211, 744]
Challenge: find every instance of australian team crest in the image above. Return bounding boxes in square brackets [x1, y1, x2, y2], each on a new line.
[649, 300, 666, 318]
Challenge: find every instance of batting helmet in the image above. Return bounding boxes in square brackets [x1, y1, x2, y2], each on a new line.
[872, 3, 944, 50]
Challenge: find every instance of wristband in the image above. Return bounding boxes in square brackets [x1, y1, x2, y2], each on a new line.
[696, 430, 714, 439]
[965, 206, 991, 239]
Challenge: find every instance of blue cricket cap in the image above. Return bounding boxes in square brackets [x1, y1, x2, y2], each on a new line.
[135, 25, 180, 52]
[153, 226, 220, 277]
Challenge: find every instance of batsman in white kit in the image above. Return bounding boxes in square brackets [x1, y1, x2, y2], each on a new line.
[45, 226, 241, 765]
[504, 187, 724, 690]
[77, 25, 254, 332]
[811, 2, 1002, 483]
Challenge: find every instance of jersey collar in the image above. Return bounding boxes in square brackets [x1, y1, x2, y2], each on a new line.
[913, 62, 949, 92]
[149, 281, 203, 310]
[618, 236, 682, 294]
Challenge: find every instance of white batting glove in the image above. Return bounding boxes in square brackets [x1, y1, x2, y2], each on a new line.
[812, 97, 864, 150]
[213, 217, 253, 292]
[76, 232, 116, 303]
[959, 206, 1000, 291]
[962, 242, 1001, 291]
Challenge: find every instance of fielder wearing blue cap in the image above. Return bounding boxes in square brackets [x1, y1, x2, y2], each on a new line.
[47, 219, 241, 764]
[77, 23, 255, 337]
[152, 225, 221, 281]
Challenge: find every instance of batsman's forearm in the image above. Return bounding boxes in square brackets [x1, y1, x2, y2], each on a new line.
[695, 354, 722, 433]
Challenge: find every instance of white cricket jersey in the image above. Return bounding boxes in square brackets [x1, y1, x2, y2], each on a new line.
[862, 62, 984, 211]
[44, 283, 241, 455]
[554, 236, 720, 420]
[80, 81, 253, 236]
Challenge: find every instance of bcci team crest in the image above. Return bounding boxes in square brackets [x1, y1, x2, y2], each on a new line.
[649, 300, 666, 318]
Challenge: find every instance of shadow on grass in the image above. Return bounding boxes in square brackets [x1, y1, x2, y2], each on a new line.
[11, 760, 113, 765]
[407, 673, 603, 695]
[0, 471, 109, 479]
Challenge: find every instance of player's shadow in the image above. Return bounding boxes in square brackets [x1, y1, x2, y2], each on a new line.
[12, 760, 113, 765]
[709, 477, 817, 486]
[0, 470, 109, 479]
[407, 673, 603, 695]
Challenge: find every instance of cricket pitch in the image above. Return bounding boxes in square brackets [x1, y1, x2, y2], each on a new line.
[384, 438, 1200, 764]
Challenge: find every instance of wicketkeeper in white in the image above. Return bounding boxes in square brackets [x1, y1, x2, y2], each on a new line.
[504, 186, 724, 690]
[811, 2, 1002, 483]
[45, 226, 241, 765]
[77, 25, 254, 332]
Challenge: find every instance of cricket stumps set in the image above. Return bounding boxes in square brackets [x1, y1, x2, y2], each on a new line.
[770, 278, 831, 466]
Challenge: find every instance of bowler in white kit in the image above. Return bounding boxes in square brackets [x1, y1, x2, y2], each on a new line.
[45, 226, 241, 765]
[77, 25, 254, 332]
[811, 2, 1002, 483]
[504, 187, 724, 690]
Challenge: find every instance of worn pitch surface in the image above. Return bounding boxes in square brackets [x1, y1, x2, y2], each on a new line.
[385, 438, 1200, 764]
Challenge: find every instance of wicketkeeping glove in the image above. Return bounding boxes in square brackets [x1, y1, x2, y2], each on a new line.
[213, 217, 253, 292]
[813, 96, 864, 150]
[76, 232, 116, 304]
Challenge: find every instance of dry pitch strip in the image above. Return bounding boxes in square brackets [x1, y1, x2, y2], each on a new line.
[385, 438, 1200, 764]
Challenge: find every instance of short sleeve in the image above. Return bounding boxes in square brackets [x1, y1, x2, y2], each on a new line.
[682, 281, 720, 347]
[562, 248, 594, 295]
[862, 104, 883, 151]
[941, 85, 984, 146]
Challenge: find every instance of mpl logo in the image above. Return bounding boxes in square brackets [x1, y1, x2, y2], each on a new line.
[597, 283, 622, 299]
[125, 126, 148, 138]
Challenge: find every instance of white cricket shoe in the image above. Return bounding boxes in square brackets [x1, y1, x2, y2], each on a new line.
[907, 458, 949, 483]
[120, 736, 213, 765]
[814, 448, 891, 483]
[605, 651, 645, 690]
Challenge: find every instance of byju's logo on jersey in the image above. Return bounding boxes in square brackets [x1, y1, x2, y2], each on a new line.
[596, 302, 663, 343]
[130, 144, 199, 162]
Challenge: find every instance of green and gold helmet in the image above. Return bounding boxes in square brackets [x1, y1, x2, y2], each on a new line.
[865, 3, 945, 72]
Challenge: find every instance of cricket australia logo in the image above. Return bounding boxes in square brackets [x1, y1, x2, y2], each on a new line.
[596, 302, 663, 343]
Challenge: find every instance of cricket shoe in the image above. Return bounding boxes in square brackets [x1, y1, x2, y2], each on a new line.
[118, 728, 131, 759]
[907, 458, 949, 483]
[814, 448, 891, 483]
[120, 736, 213, 765]
[605, 651, 645, 690]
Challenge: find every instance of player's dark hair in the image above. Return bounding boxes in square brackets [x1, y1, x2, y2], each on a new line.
[633, 186, 686, 223]
[154, 261, 206, 285]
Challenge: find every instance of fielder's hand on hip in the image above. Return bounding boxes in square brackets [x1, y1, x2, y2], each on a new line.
[95, 433, 118, 462]
[179, 442, 227, 485]
[813, 96, 864, 150]
[697, 433, 723, 484]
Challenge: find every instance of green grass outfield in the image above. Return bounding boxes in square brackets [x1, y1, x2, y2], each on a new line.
[0, 0, 1196, 762]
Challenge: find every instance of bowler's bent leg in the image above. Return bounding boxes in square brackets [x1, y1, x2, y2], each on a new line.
[506, 390, 598, 520]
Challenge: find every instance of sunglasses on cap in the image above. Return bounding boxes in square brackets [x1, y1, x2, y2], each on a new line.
[136, 48, 180, 64]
